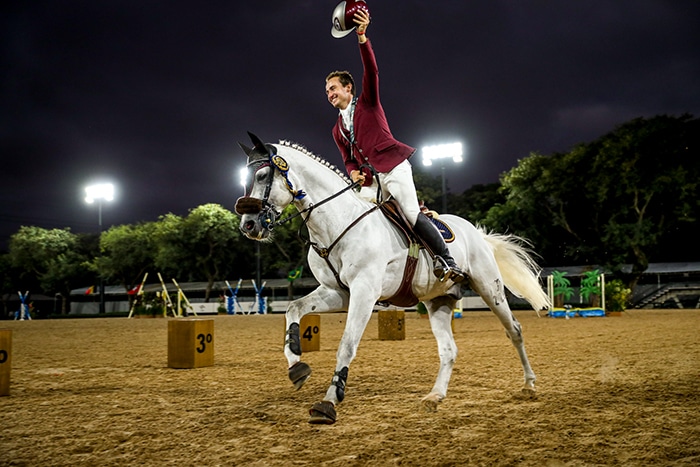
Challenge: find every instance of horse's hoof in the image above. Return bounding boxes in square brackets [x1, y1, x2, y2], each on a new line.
[309, 401, 336, 424]
[520, 386, 537, 399]
[289, 362, 312, 390]
[421, 393, 442, 412]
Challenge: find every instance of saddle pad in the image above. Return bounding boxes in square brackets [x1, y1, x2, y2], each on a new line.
[430, 217, 456, 243]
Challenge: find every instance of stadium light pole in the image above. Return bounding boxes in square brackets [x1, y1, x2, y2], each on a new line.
[85, 183, 114, 314]
[422, 142, 464, 213]
[239, 167, 261, 287]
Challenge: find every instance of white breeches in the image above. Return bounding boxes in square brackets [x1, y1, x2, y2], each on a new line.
[357, 159, 421, 225]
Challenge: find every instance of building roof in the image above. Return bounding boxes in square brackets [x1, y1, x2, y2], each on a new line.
[70, 276, 320, 297]
[541, 262, 700, 277]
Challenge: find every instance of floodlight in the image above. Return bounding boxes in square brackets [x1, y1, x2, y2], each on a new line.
[422, 142, 463, 166]
[85, 183, 115, 204]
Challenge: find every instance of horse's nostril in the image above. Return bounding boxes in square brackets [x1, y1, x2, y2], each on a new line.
[244, 220, 256, 232]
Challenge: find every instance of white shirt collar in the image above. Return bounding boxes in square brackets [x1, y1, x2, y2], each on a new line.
[339, 103, 353, 130]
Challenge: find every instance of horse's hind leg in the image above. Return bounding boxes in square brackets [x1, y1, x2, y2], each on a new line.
[421, 295, 458, 412]
[474, 277, 537, 396]
[284, 286, 348, 390]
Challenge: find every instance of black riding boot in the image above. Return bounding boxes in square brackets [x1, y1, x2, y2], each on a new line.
[413, 213, 467, 283]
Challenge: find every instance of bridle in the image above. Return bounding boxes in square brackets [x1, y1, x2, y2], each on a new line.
[235, 145, 361, 232]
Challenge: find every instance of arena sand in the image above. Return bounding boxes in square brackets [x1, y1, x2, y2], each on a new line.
[1, 309, 698, 466]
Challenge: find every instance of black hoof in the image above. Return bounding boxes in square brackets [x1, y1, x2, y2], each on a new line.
[289, 362, 312, 390]
[309, 401, 336, 424]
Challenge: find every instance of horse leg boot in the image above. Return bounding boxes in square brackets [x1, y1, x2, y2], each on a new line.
[413, 213, 467, 283]
[286, 322, 312, 390]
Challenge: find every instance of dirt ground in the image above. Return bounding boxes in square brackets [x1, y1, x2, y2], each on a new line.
[1, 309, 699, 466]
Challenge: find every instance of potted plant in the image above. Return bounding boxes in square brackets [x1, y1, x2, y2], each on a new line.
[580, 269, 602, 307]
[552, 271, 574, 307]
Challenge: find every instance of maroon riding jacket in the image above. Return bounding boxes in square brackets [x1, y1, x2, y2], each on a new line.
[332, 38, 415, 186]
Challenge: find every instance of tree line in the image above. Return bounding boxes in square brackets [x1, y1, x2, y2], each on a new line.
[2, 114, 697, 316]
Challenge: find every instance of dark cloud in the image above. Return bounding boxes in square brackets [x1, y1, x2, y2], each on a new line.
[2, 0, 699, 248]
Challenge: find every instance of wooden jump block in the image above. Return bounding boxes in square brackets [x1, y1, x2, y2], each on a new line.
[378, 309, 405, 340]
[0, 329, 11, 396]
[300, 314, 321, 352]
[168, 319, 214, 369]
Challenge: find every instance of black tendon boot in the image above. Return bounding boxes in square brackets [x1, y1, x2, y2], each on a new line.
[413, 213, 467, 283]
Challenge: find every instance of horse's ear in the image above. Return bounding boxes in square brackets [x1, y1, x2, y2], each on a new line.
[247, 131, 266, 150]
[238, 142, 252, 156]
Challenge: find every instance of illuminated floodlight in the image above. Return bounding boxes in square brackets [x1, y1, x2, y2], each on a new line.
[84, 183, 115, 204]
[239, 167, 249, 188]
[422, 142, 463, 166]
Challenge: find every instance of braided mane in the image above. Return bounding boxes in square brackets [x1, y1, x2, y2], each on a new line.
[278, 140, 352, 185]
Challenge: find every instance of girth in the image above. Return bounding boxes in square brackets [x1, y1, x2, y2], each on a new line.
[376, 200, 422, 307]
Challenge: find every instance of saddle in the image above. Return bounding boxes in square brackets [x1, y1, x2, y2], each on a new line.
[377, 200, 456, 307]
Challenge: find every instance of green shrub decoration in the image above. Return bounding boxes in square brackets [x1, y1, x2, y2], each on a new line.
[607, 279, 632, 311]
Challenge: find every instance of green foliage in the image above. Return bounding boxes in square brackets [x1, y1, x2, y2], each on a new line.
[551, 270, 574, 300]
[99, 222, 157, 293]
[579, 269, 602, 302]
[607, 279, 632, 312]
[448, 183, 504, 222]
[8, 226, 93, 313]
[486, 115, 700, 282]
[154, 204, 244, 300]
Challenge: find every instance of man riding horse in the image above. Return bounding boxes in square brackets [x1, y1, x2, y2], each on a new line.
[325, 8, 466, 284]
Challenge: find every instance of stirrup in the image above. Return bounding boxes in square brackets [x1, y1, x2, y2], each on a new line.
[433, 257, 466, 283]
[432, 257, 450, 281]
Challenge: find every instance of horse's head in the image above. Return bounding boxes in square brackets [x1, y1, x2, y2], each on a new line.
[235, 132, 305, 240]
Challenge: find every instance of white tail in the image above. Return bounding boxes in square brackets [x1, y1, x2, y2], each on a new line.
[480, 228, 551, 311]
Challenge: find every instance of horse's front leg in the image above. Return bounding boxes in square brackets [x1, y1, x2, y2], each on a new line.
[421, 296, 458, 412]
[308, 280, 378, 425]
[284, 286, 348, 390]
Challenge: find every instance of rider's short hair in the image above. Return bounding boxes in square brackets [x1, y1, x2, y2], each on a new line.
[326, 70, 356, 95]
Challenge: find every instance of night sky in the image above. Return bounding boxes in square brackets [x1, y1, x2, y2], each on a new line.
[2, 1, 699, 249]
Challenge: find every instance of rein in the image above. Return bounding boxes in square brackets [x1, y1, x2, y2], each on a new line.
[270, 179, 361, 229]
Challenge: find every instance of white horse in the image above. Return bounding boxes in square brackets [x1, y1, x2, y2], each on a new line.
[235, 133, 550, 424]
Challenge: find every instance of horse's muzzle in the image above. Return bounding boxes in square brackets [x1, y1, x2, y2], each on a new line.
[239, 215, 266, 240]
[238, 200, 277, 240]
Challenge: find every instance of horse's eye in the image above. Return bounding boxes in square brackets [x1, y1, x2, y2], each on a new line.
[255, 169, 269, 183]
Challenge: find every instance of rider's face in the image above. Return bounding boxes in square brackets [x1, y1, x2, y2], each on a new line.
[325, 77, 353, 110]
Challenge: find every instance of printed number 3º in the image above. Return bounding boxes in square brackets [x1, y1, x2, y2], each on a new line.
[196, 333, 213, 353]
